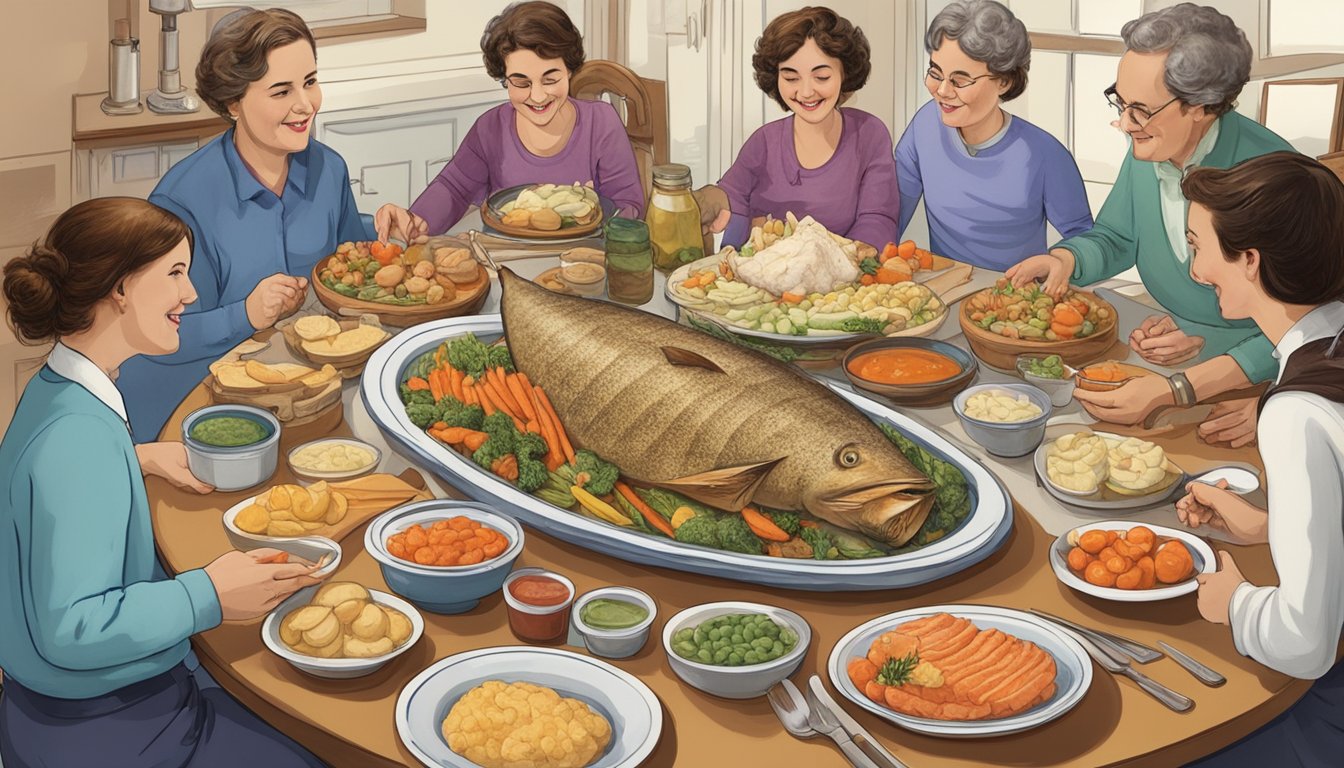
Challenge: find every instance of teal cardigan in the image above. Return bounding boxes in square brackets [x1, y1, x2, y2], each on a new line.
[1055, 111, 1294, 383]
[0, 369, 221, 699]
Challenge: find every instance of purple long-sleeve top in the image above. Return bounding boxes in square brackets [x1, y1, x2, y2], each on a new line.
[409, 98, 645, 234]
[895, 100, 1093, 270]
[718, 108, 900, 249]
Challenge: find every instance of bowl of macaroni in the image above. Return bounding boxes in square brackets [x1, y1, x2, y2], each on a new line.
[953, 383, 1052, 458]
[287, 438, 382, 485]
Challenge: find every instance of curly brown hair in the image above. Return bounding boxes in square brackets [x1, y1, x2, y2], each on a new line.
[481, 1, 585, 81]
[1182, 152, 1344, 306]
[752, 7, 871, 111]
[3, 198, 191, 344]
[196, 8, 316, 120]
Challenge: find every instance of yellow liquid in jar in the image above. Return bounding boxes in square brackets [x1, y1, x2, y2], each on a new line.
[646, 187, 704, 271]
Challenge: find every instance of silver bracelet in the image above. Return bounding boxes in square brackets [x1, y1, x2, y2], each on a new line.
[1168, 372, 1196, 407]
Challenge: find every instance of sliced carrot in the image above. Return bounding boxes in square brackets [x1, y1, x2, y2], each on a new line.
[449, 367, 465, 401]
[480, 375, 517, 420]
[428, 370, 445, 401]
[507, 375, 537, 422]
[780, 292, 804, 304]
[406, 376, 431, 391]
[897, 240, 917, 259]
[490, 454, 519, 482]
[880, 242, 899, 263]
[476, 385, 497, 416]
[535, 386, 575, 464]
[917, 249, 934, 270]
[615, 481, 675, 538]
[524, 420, 541, 434]
[462, 431, 489, 452]
[1050, 322, 1079, 339]
[461, 384, 477, 407]
[493, 367, 526, 416]
[742, 506, 790, 542]
[531, 388, 564, 469]
[431, 421, 447, 431]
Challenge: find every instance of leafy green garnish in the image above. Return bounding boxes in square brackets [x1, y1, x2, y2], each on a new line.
[877, 653, 919, 687]
[859, 256, 880, 275]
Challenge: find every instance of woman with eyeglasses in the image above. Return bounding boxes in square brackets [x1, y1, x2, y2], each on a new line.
[893, 0, 1092, 269]
[375, 1, 643, 239]
[1007, 4, 1294, 444]
[691, 7, 900, 250]
[113, 8, 373, 444]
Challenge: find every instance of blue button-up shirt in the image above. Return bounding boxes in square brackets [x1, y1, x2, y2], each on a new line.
[117, 128, 373, 443]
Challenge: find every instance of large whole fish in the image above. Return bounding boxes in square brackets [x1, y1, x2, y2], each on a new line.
[498, 269, 937, 546]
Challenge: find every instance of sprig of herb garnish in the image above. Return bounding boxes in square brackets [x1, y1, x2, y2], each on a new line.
[877, 653, 920, 687]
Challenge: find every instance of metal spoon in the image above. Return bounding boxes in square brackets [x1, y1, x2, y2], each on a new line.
[1189, 466, 1259, 494]
[767, 681, 818, 739]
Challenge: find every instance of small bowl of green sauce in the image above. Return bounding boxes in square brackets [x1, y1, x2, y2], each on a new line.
[182, 405, 281, 491]
[572, 586, 656, 659]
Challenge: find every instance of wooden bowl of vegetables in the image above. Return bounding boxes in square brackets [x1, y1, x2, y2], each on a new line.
[959, 280, 1118, 370]
[312, 236, 491, 328]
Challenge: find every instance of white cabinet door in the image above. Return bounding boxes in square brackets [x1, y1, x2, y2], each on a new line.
[317, 90, 507, 214]
[83, 139, 200, 200]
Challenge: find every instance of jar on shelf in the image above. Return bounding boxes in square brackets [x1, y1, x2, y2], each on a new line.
[603, 217, 653, 305]
[645, 163, 705, 272]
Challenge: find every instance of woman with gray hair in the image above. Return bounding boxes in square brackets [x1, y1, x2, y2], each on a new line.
[894, 0, 1092, 269]
[1008, 3, 1295, 448]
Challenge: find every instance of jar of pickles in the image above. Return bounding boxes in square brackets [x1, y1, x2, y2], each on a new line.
[645, 164, 705, 272]
[603, 217, 653, 305]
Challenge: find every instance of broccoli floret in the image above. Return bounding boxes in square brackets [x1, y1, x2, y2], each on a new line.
[405, 403, 439, 428]
[571, 449, 619, 496]
[800, 527, 838, 560]
[858, 256, 880, 275]
[487, 345, 515, 373]
[673, 515, 721, 548]
[436, 398, 484, 430]
[765, 510, 801, 537]
[516, 456, 549, 493]
[447, 333, 491, 377]
[717, 516, 764, 555]
[472, 437, 513, 472]
[516, 431, 548, 462]
[472, 412, 518, 471]
[400, 384, 435, 407]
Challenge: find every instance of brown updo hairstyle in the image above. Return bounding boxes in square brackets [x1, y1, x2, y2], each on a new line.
[3, 198, 192, 344]
[753, 7, 871, 111]
[481, 1, 585, 81]
[196, 8, 317, 120]
[1181, 152, 1344, 305]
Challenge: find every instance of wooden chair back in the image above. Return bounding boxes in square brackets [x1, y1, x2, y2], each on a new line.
[1320, 150, 1344, 185]
[570, 60, 669, 211]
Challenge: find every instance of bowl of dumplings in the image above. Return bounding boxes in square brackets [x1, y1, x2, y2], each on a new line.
[1042, 431, 1183, 498]
[481, 182, 605, 238]
[263, 581, 423, 678]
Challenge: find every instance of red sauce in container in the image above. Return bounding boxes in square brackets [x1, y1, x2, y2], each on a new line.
[503, 569, 574, 642]
[508, 575, 570, 606]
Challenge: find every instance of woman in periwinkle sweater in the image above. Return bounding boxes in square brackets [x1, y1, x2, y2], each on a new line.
[895, 0, 1092, 270]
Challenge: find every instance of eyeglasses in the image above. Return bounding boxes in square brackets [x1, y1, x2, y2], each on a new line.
[925, 66, 993, 90]
[1104, 85, 1180, 126]
[501, 73, 568, 91]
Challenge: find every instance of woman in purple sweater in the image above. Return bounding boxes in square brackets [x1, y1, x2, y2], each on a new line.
[375, 2, 643, 238]
[694, 7, 900, 250]
[896, 0, 1092, 270]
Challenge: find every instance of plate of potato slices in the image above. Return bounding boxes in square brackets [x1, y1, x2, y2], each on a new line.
[396, 646, 661, 768]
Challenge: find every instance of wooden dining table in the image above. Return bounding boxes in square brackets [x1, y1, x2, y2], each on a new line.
[149, 264, 1331, 768]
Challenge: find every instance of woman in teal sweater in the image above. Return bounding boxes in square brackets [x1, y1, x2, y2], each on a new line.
[0, 198, 325, 766]
[1008, 4, 1293, 441]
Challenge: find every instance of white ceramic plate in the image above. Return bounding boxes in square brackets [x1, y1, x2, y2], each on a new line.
[1034, 431, 1187, 509]
[395, 646, 662, 767]
[1050, 521, 1216, 602]
[262, 586, 424, 679]
[361, 316, 1014, 591]
[827, 605, 1091, 738]
[220, 495, 342, 578]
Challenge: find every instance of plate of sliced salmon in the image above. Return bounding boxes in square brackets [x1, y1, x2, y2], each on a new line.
[827, 605, 1091, 737]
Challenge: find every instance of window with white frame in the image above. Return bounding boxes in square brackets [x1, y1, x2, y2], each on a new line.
[1263, 0, 1344, 56]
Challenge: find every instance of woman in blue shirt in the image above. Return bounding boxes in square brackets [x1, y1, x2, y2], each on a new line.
[117, 8, 373, 443]
[0, 197, 325, 766]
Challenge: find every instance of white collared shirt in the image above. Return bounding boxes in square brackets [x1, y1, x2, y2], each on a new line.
[46, 343, 131, 431]
[1154, 117, 1220, 263]
[1227, 301, 1344, 679]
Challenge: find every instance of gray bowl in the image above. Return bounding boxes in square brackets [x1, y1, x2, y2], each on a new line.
[953, 383, 1053, 458]
[182, 405, 281, 491]
[661, 601, 810, 700]
[572, 586, 657, 659]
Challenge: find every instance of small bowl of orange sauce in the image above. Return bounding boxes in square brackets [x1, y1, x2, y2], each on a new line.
[503, 568, 576, 643]
[1075, 361, 1158, 392]
[841, 338, 978, 407]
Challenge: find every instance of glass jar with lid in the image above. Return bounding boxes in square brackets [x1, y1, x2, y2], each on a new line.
[603, 217, 653, 305]
[645, 163, 705, 272]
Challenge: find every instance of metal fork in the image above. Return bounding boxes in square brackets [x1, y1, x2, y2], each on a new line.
[766, 682, 818, 740]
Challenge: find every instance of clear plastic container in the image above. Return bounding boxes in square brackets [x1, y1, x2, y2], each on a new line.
[645, 164, 705, 272]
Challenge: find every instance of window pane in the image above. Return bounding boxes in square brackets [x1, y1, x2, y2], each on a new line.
[1071, 53, 1127, 184]
[1262, 82, 1343, 158]
[1003, 51, 1070, 146]
[1267, 0, 1344, 55]
[1006, 0, 1073, 34]
[1077, 0, 1141, 38]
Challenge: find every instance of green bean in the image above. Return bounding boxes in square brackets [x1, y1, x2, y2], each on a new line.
[671, 613, 798, 666]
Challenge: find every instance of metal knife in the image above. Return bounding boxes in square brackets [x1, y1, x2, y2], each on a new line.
[808, 676, 909, 768]
[1029, 608, 1163, 663]
[1064, 625, 1194, 712]
[803, 681, 880, 768]
[1158, 641, 1226, 687]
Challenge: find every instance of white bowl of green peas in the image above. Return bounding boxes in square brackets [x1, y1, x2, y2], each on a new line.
[662, 601, 810, 699]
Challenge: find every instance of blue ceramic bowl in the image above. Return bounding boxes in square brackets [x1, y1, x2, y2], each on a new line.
[365, 500, 524, 614]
